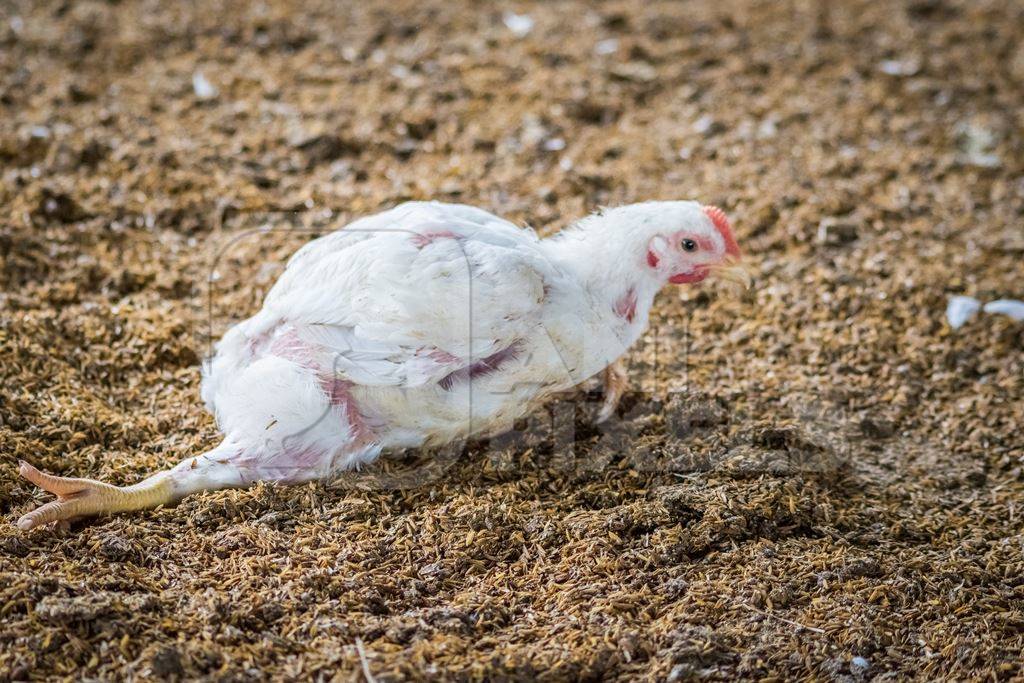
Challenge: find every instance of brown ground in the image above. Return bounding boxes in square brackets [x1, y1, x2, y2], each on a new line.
[2, 0, 1023, 680]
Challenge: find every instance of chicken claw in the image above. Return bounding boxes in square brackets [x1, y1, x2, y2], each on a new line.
[16, 461, 175, 531]
[596, 359, 629, 424]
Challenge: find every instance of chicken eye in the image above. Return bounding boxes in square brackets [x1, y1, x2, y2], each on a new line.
[681, 238, 697, 252]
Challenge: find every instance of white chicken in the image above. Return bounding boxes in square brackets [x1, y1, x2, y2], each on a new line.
[17, 200, 747, 530]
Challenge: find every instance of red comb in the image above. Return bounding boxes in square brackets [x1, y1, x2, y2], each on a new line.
[702, 205, 740, 258]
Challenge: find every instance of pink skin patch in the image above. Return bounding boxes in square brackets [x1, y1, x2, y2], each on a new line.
[411, 230, 459, 248]
[269, 329, 319, 369]
[246, 327, 276, 358]
[267, 328, 376, 445]
[669, 234, 714, 283]
[320, 376, 375, 446]
[614, 287, 638, 323]
[226, 443, 328, 484]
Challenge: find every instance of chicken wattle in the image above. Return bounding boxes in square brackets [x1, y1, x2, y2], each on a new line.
[17, 200, 747, 530]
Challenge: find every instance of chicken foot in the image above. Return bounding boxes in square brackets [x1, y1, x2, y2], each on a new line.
[596, 359, 629, 424]
[16, 461, 177, 531]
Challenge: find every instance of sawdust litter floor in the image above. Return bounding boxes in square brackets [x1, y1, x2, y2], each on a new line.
[1, 0, 1022, 679]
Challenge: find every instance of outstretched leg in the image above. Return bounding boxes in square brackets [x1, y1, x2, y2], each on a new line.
[15, 437, 378, 531]
[596, 359, 629, 424]
[16, 462, 177, 531]
[16, 441, 257, 531]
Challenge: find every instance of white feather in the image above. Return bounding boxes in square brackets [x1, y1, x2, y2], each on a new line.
[983, 299, 1024, 321]
[946, 296, 981, 330]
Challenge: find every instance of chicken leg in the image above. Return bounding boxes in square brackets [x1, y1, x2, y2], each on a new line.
[596, 359, 629, 423]
[15, 438, 369, 530]
[15, 442, 255, 530]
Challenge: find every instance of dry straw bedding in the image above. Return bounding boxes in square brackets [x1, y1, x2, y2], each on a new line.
[1, 0, 1022, 679]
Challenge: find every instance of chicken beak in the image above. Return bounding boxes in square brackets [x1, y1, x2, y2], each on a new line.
[711, 258, 752, 290]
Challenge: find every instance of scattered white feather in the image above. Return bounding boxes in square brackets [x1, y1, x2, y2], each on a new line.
[502, 12, 534, 37]
[878, 59, 919, 76]
[542, 137, 565, 151]
[693, 114, 718, 136]
[757, 117, 778, 139]
[983, 299, 1024, 321]
[955, 121, 1001, 168]
[947, 295, 1024, 329]
[946, 295, 980, 329]
[192, 71, 219, 100]
[850, 657, 870, 674]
